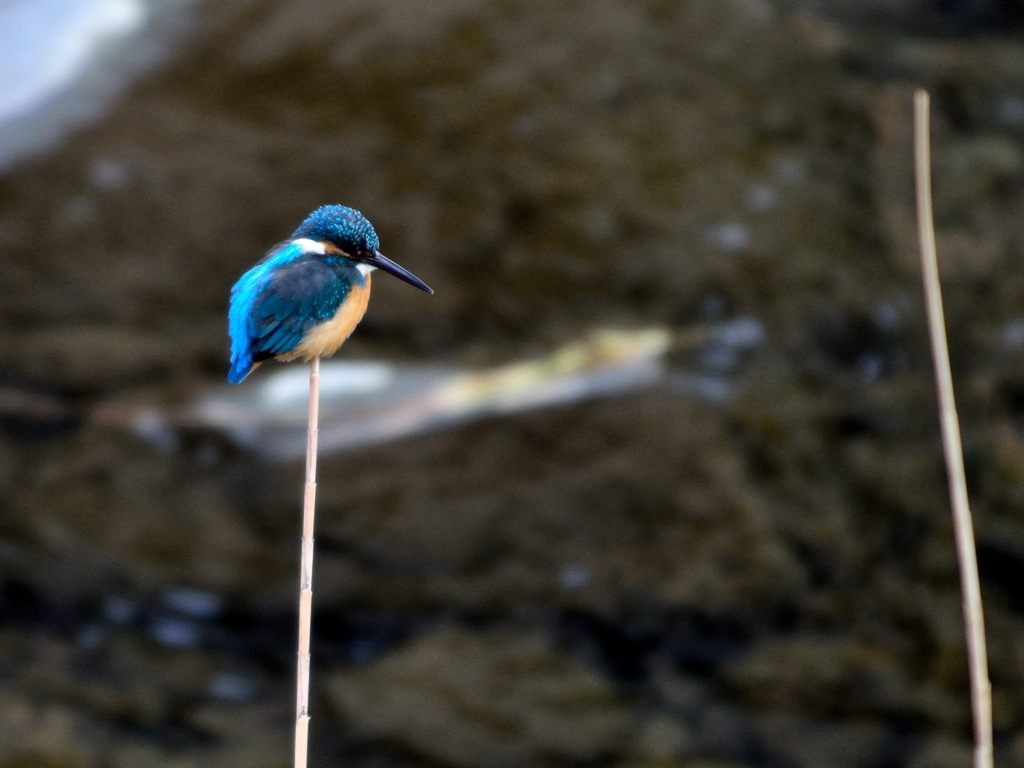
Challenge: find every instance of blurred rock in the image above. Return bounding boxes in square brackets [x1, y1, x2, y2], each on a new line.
[907, 735, 973, 768]
[2, 326, 171, 392]
[326, 626, 632, 766]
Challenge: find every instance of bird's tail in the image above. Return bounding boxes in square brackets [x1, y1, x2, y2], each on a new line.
[228, 356, 254, 383]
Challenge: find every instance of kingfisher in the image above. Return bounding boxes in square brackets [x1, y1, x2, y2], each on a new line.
[228, 205, 432, 383]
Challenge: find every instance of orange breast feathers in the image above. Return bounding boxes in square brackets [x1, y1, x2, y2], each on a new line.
[278, 276, 372, 362]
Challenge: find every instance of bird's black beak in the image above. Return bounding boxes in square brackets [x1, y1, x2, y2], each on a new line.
[365, 250, 434, 294]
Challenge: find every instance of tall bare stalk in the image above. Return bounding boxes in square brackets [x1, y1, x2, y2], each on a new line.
[295, 355, 321, 768]
[914, 89, 993, 768]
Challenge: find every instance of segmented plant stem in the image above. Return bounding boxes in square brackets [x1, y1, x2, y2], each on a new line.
[295, 355, 320, 768]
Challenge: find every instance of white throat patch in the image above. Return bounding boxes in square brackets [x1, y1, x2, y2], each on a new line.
[356, 262, 376, 276]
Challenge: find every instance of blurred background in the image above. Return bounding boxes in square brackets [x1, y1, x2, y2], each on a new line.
[2, 0, 1024, 766]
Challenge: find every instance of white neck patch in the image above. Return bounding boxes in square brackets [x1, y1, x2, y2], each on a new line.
[292, 237, 326, 254]
[293, 238, 375, 276]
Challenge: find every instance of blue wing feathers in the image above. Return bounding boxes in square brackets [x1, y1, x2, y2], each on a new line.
[227, 241, 350, 382]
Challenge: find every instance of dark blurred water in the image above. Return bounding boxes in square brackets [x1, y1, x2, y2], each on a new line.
[3, 1, 1024, 767]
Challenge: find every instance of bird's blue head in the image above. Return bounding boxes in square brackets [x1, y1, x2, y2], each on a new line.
[292, 204, 380, 255]
[292, 204, 432, 294]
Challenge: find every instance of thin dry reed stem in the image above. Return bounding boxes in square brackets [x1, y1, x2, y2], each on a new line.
[295, 355, 321, 768]
[914, 89, 993, 768]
